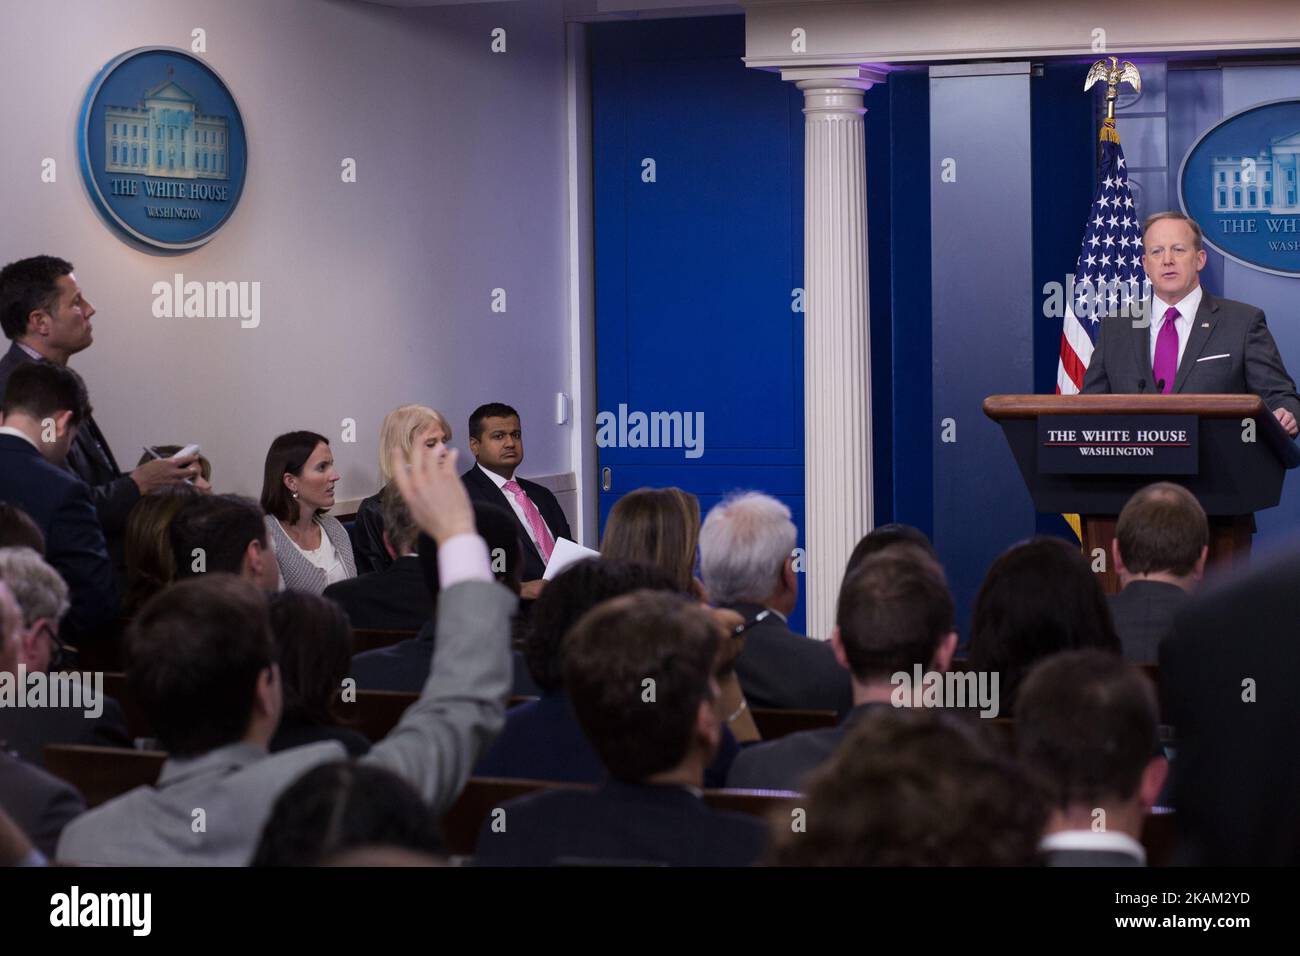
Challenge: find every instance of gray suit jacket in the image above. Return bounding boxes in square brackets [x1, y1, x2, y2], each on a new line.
[0, 751, 85, 858]
[265, 514, 357, 595]
[1081, 292, 1300, 420]
[1108, 580, 1190, 664]
[55, 577, 515, 866]
[726, 703, 884, 792]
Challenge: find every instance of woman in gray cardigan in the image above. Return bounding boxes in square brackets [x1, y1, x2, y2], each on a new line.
[261, 430, 356, 594]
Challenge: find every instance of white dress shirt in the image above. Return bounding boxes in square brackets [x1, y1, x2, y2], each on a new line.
[1149, 285, 1203, 374]
[1039, 829, 1147, 864]
[477, 462, 553, 553]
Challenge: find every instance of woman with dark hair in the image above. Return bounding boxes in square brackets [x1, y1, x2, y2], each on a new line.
[251, 761, 442, 866]
[260, 430, 356, 593]
[968, 536, 1121, 714]
[121, 485, 202, 616]
[599, 487, 702, 596]
[267, 590, 370, 757]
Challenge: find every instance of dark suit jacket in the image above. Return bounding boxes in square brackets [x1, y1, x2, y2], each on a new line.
[461, 464, 572, 582]
[729, 602, 853, 715]
[269, 710, 371, 757]
[0, 435, 118, 640]
[472, 780, 767, 867]
[1081, 292, 1300, 420]
[1108, 580, 1190, 663]
[323, 555, 431, 631]
[1161, 546, 1300, 865]
[725, 702, 884, 791]
[0, 750, 85, 857]
[472, 690, 739, 789]
[0, 697, 131, 767]
[0, 342, 140, 534]
[350, 624, 541, 698]
[349, 491, 392, 575]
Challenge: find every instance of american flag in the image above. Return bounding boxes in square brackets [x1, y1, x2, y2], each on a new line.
[1055, 117, 1148, 394]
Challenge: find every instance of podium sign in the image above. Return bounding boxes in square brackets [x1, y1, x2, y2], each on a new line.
[1038, 415, 1198, 475]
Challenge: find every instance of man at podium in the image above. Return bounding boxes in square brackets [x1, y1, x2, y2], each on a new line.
[1082, 211, 1300, 439]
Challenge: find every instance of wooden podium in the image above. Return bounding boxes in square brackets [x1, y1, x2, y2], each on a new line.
[983, 394, 1300, 593]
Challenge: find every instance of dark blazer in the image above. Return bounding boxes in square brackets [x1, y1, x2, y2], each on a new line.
[0, 342, 140, 534]
[461, 464, 572, 582]
[0, 434, 118, 640]
[350, 623, 541, 698]
[349, 491, 392, 575]
[725, 702, 884, 791]
[1108, 580, 1190, 663]
[0, 750, 85, 857]
[1161, 546, 1300, 865]
[472, 780, 767, 867]
[269, 710, 371, 758]
[0, 697, 131, 767]
[472, 690, 739, 789]
[323, 555, 431, 631]
[729, 602, 853, 715]
[1081, 292, 1300, 420]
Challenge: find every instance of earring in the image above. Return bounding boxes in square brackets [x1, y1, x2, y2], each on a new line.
[291, 491, 299, 499]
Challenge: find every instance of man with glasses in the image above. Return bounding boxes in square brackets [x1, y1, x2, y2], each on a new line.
[0, 546, 130, 766]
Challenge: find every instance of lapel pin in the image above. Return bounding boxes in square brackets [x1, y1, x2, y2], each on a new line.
[1202, 323, 1209, 328]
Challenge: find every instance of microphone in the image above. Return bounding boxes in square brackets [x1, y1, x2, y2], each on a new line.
[1156, 378, 1166, 393]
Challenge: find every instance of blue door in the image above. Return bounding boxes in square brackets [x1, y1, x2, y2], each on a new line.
[590, 17, 808, 630]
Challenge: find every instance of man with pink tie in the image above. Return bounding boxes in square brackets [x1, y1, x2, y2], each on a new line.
[461, 402, 572, 599]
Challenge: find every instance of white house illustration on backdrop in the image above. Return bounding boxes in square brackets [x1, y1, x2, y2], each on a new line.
[1211, 130, 1300, 213]
[104, 78, 229, 180]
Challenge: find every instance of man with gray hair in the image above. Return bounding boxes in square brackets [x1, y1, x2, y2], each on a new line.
[699, 492, 850, 714]
[0, 547, 130, 764]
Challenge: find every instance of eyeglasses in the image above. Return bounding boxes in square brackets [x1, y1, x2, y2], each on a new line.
[44, 624, 72, 672]
[732, 609, 771, 639]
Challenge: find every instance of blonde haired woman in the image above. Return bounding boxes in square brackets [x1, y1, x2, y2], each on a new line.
[351, 404, 452, 573]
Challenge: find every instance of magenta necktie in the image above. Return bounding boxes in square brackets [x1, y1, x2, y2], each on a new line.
[1152, 307, 1180, 394]
[503, 479, 555, 563]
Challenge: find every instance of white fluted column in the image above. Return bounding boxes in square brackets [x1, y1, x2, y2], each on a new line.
[784, 66, 884, 639]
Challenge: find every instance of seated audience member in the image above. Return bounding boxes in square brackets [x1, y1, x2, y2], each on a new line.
[324, 484, 432, 631]
[251, 762, 442, 866]
[1108, 482, 1207, 662]
[0, 581, 86, 858]
[170, 494, 281, 592]
[1161, 545, 1300, 866]
[728, 549, 956, 791]
[0, 502, 44, 553]
[261, 431, 357, 594]
[0, 547, 130, 763]
[601, 486, 700, 595]
[770, 707, 1045, 866]
[1016, 650, 1166, 867]
[268, 592, 370, 757]
[844, 522, 939, 579]
[352, 404, 452, 575]
[699, 491, 852, 714]
[462, 402, 572, 600]
[351, 501, 527, 693]
[121, 485, 202, 616]
[56, 446, 515, 866]
[968, 537, 1120, 714]
[137, 446, 213, 493]
[0, 362, 117, 641]
[474, 591, 768, 867]
[474, 558, 741, 787]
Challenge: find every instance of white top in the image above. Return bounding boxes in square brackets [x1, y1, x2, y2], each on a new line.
[478, 462, 553, 552]
[1149, 285, 1202, 374]
[284, 520, 349, 585]
[1039, 829, 1146, 864]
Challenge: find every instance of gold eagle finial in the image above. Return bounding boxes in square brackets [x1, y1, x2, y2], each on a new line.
[1085, 56, 1142, 121]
